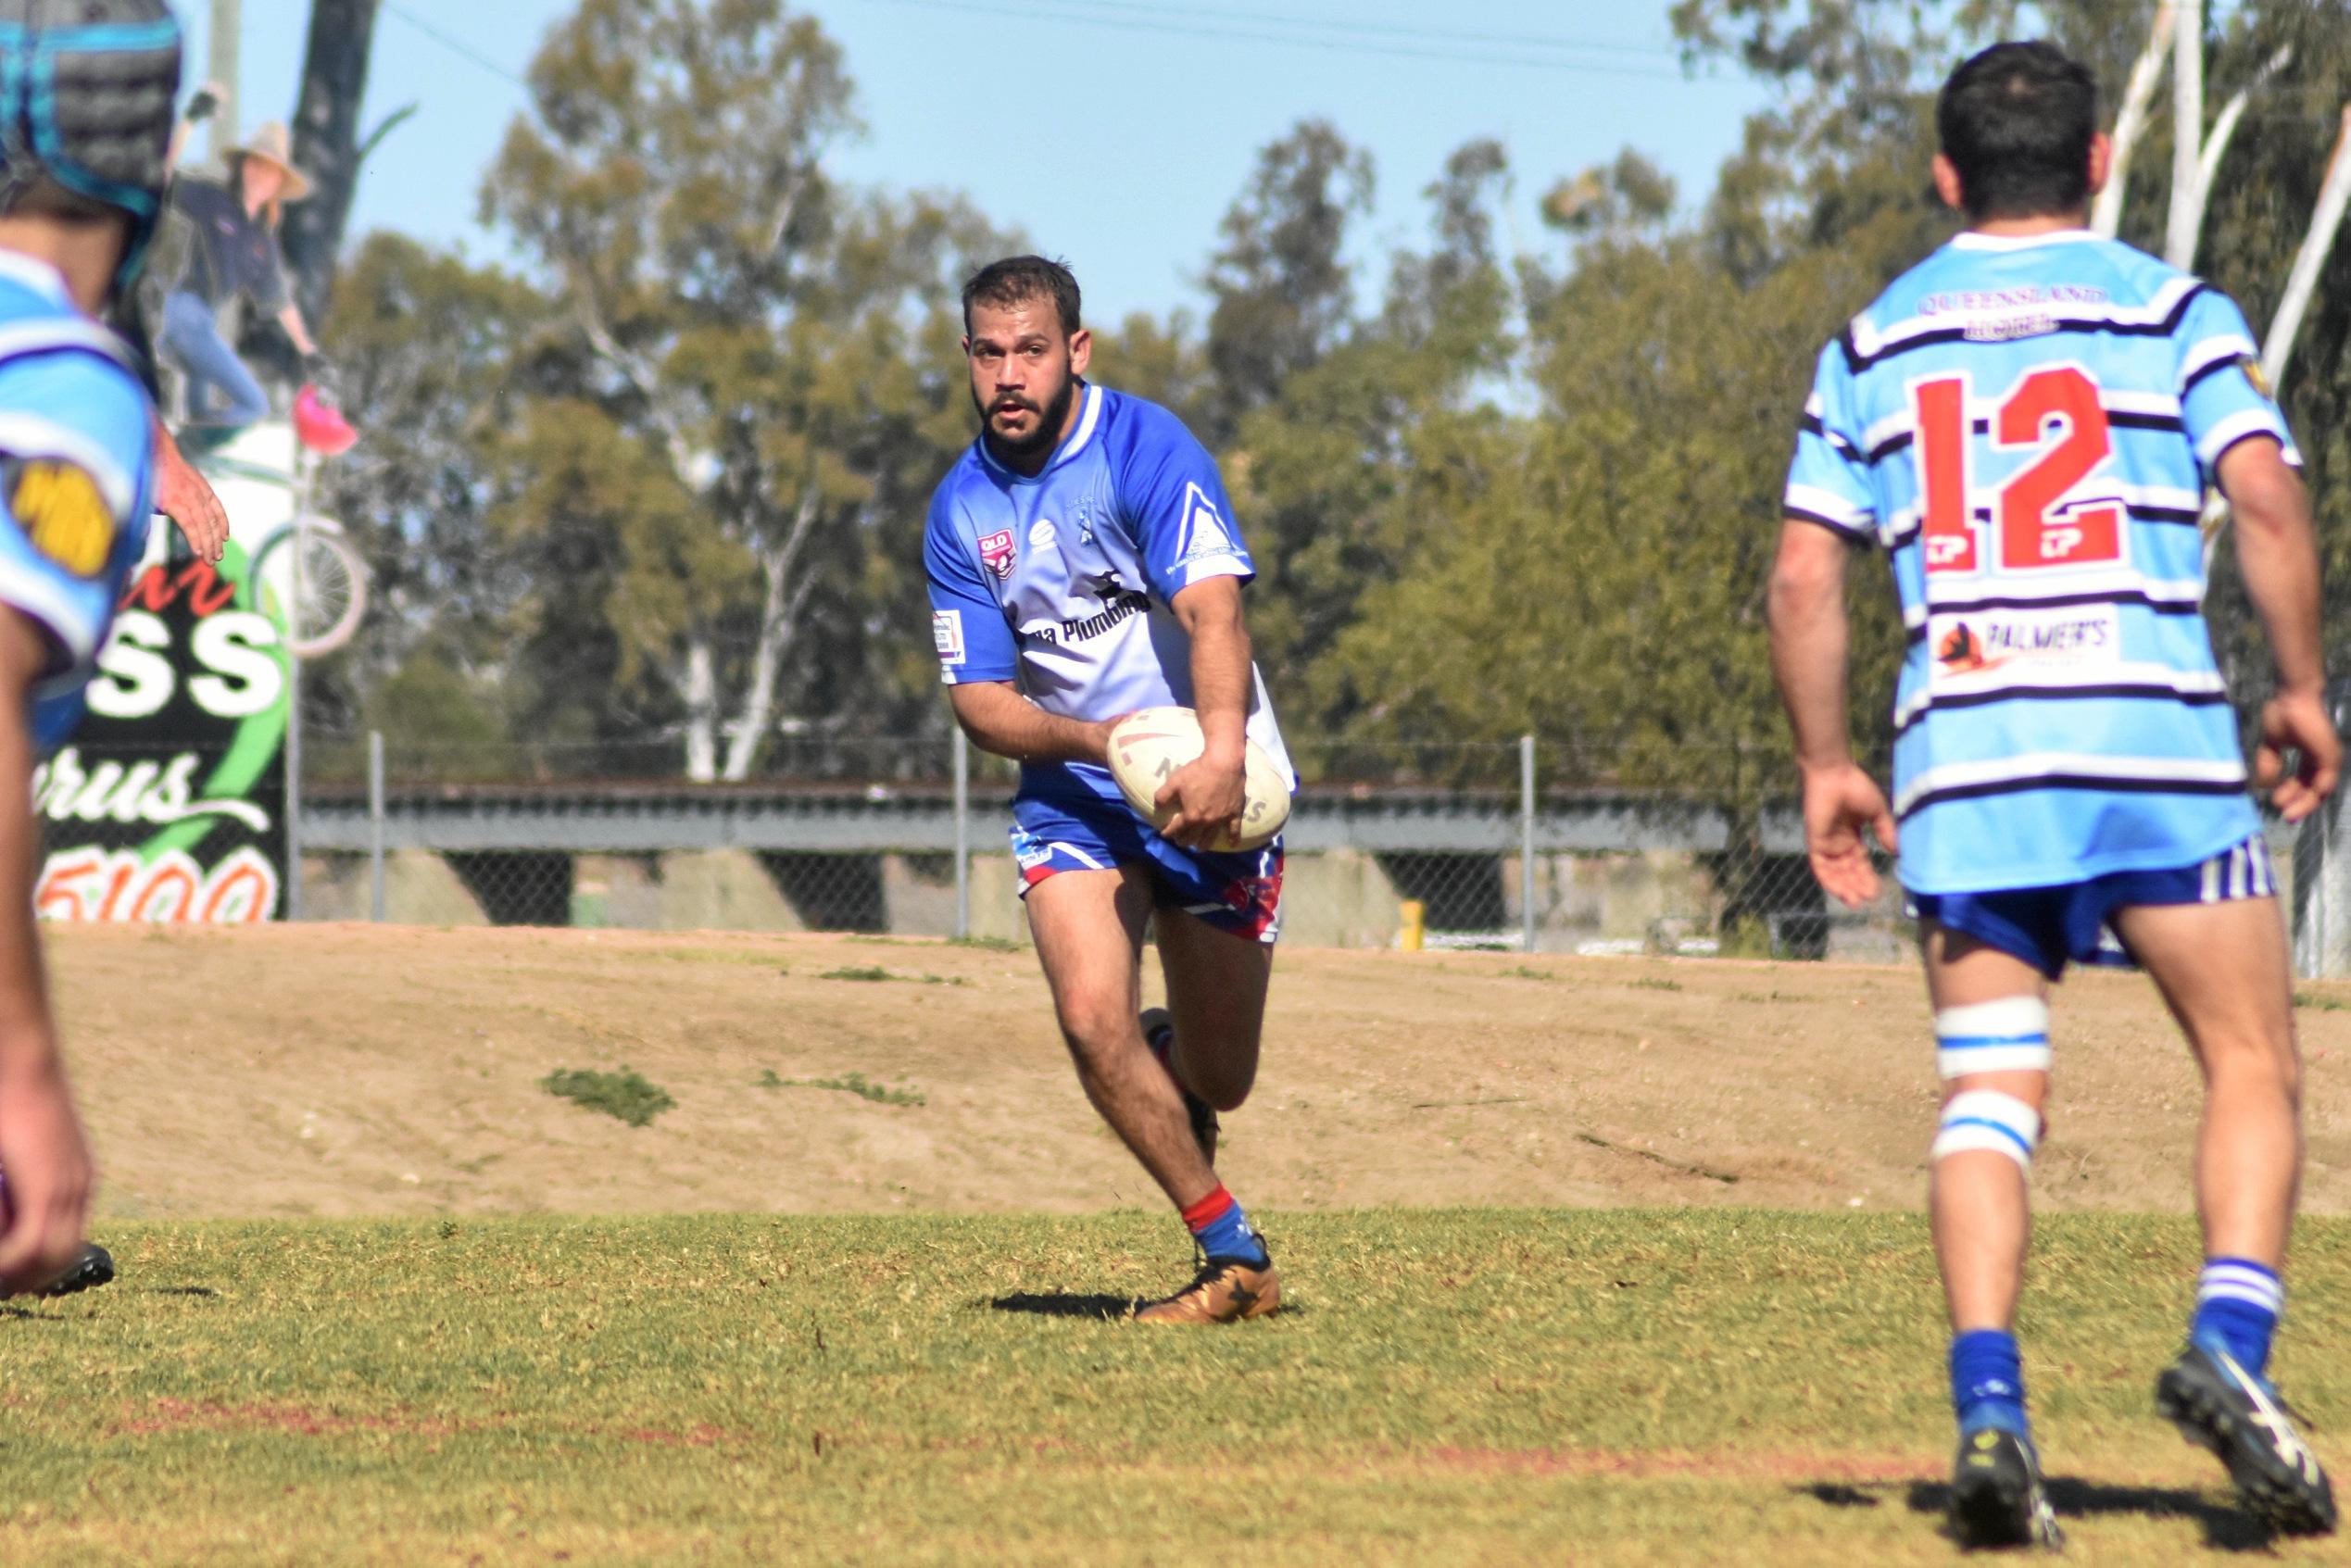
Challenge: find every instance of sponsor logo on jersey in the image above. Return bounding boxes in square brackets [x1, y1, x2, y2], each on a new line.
[1028, 519, 1058, 549]
[1174, 482, 1238, 564]
[932, 609, 965, 665]
[13, 459, 114, 577]
[979, 529, 1016, 579]
[1021, 588, 1152, 648]
[1931, 605, 2119, 677]
[2239, 354, 2273, 400]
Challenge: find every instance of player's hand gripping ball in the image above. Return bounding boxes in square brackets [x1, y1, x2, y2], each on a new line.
[1107, 707, 1290, 853]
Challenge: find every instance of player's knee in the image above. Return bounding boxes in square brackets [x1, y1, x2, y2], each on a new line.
[1052, 997, 1137, 1060]
[1191, 1061, 1257, 1113]
[1934, 996, 2050, 1081]
[1932, 1086, 2043, 1175]
[2203, 1026, 2304, 1106]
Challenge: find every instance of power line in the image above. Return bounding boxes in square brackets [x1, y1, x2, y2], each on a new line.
[990, 0, 1684, 61]
[383, 2, 532, 93]
[849, 0, 1701, 81]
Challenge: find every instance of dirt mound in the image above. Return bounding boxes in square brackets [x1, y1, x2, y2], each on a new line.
[48, 925, 2351, 1219]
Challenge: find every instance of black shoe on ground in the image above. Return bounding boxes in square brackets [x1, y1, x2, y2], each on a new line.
[2156, 1339, 2337, 1537]
[1950, 1426, 2064, 1551]
[38, 1241, 114, 1297]
[1140, 1007, 1218, 1163]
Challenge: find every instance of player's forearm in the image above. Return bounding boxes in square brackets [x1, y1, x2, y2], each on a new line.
[1174, 582, 1251, 764]
[0, 633, 60, 1082]
[2223, 450, 2327, 697]
[948, 682, 1112, 766]
[1767, 525, 1856, 771]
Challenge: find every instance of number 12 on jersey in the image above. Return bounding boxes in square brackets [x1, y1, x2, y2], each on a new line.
[1911, 364, 2124, 576]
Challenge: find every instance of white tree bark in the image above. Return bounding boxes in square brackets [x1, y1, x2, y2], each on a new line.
[682, 636, 719, 784]
[2201, 106, 2351, 566]
[720, 496, 823, 784]
[2093, 1, 2176, 239]
[2262, 106, 2351, 390]
[2166, 0, 2206, 268]
[2170, 44, 2295, 270]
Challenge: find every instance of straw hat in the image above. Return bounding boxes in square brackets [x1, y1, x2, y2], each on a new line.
[223, 120, 311, 202]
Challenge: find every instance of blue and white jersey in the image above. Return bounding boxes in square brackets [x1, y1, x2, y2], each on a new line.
[0, 255, 156, 754]
[924, 382, 1292, 807]
[1785, 230, 2288, 894]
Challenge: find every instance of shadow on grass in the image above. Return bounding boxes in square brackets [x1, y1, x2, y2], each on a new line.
[987, 1291, 1138, 1321]
[1901, 1478, 2273, 1552]
[139, 1286, 220, 1298]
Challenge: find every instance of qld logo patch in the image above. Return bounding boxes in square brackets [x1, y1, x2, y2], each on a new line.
[13, 460, 114, 577]
[979, 529, 1017, 579]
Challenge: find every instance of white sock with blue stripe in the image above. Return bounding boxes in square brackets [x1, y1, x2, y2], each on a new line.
[1935, 997, 2051, 1081]
[2193, 1257, 2284, 1377]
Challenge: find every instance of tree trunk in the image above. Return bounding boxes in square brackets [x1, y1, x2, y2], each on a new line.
[283, 0, 383, 329]
[2165, 0, 2206, 269]
[2092, 2, 2174, 239]
[683, 637, 719, 784]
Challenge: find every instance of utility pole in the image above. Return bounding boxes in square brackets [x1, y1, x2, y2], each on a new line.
[208, 0, 241, 163]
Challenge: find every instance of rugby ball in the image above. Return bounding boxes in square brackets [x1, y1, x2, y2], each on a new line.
[1106, 707, 1290, 852]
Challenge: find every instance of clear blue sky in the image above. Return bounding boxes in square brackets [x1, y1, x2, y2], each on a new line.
[194, 1, 1774, 324]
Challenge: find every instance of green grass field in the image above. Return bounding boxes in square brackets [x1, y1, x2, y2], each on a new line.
[4, 1210, 2346, 1565]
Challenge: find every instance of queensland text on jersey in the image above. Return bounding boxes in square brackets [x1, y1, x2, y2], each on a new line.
[1785, 231, 2290, 894]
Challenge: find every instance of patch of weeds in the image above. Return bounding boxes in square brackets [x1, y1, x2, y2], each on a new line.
[1729, 991, 1800, 1005]
[539, 1066, 676, 1128]
[819, 966, 965, 986]
[1497, 965, 1557, 981]
[757, 1069, 924, 1108]
[1626, 977, 1683, 992]
[948, 935, 1025, 953]
[2295, 989, 2346, 1011]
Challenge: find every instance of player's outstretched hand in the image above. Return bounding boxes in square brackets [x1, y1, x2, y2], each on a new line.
[1801, 761, 1896, 909]
[2256, 689, 2341, 824]
[0, 1054, 93, 1297]
[1156, 750, 1246, 849]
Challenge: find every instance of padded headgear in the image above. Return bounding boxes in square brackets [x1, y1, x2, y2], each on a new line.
[0, 1, 182, 295]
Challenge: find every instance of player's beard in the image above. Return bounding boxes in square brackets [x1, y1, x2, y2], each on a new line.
[978, 371, 1077, 463]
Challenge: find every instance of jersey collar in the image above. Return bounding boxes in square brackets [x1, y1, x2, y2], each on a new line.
[1949, 228, 2103, 252]
[976, 380, 1103, 483]
[0, 252, 78, 310]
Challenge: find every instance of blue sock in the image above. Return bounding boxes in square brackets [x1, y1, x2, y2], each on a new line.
[1951, 1329, 2030, 1438]
[2192, 1257, 2282, 1377]
[1181, 1185, 1268, 1265]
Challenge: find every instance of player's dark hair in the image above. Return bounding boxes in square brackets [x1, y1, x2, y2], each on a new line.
[1937, 42, 2100, 220]
[962, 255, 1081, 337]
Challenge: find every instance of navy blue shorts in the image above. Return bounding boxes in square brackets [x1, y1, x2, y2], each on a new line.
[1010, 788, 1284, 945]
[1907, 834, 2275, 979]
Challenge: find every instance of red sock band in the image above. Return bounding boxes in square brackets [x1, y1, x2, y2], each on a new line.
[1180, 1185, 1236, 1233]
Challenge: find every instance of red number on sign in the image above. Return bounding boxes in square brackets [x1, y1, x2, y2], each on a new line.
[1910, 365, 2125, 575]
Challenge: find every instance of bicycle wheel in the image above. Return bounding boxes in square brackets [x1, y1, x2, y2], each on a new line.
[250, 519, 370, 657]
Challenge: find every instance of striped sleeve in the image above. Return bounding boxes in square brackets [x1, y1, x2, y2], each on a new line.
[1784, 338, 1877, 542]
[2176, 288, 2299, 475]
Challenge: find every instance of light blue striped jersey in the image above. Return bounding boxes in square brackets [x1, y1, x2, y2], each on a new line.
[0, 253, 156, 754]
[1785, 230, 2287, 895]
[924, 382, 1290, 807]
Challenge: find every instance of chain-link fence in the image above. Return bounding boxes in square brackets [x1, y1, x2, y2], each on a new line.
[40, 728, 2347, 975]
[245, 729, 2317, 975]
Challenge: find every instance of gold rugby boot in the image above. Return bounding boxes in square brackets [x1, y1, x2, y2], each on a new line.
[1133, 1255, 1281, 1324]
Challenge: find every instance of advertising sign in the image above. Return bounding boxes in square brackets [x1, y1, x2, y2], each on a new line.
[32, 541, 291, 922]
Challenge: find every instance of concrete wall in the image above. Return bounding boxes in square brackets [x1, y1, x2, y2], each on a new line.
[298, 846, 1863, 960]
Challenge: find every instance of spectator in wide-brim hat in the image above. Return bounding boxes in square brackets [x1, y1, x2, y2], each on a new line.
[157, 119, 331, 434]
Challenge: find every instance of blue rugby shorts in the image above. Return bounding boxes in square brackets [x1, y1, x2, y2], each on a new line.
[1009, 788, 1284, 945]
[1907, 833, 2276, 979]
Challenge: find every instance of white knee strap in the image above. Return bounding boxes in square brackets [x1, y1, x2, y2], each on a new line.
[1932, 1089, 2042, 1173]
[1935, 997, 2051, 1081]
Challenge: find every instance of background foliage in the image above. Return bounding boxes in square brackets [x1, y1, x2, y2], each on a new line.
[310, 0, 2351, 802]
